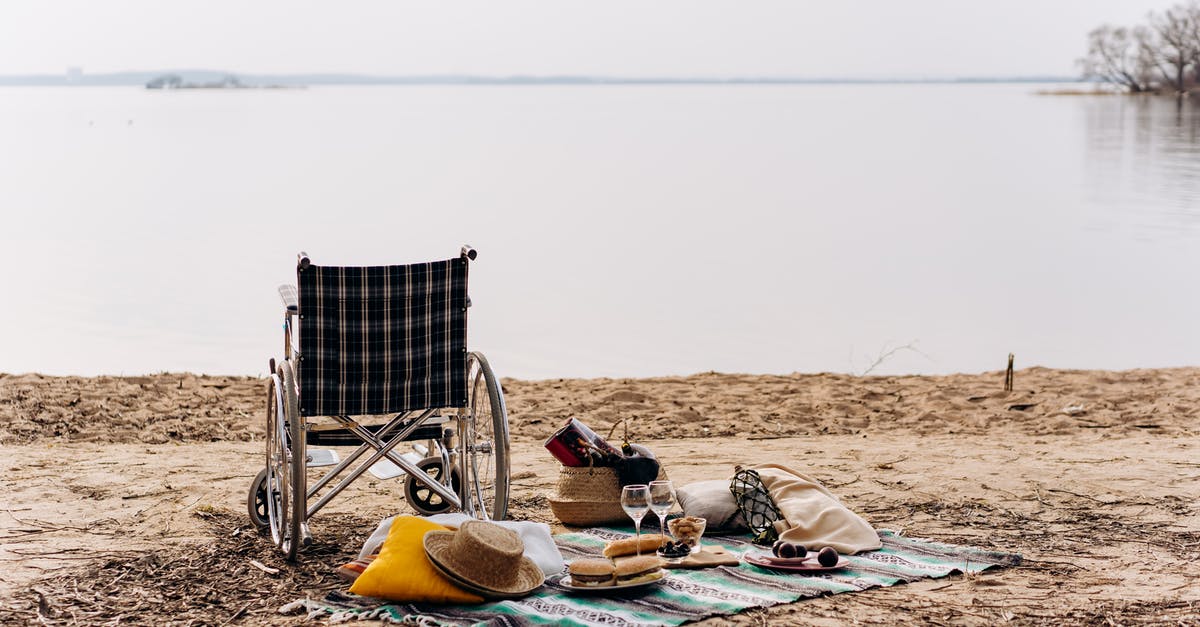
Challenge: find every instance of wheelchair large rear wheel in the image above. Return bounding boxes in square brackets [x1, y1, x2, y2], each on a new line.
[464, 352, 510, 520]
[266, 362, 306, 560]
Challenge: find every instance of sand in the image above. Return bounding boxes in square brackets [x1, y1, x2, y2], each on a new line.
[1, 367, 1198, 624]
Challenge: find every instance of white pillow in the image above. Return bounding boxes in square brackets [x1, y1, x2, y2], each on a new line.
[676, 480, 747, 532]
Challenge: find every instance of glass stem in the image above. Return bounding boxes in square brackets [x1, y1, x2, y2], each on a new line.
[634, 519, 642, 556]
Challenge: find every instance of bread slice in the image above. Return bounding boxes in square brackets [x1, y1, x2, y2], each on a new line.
[602, 534, 668, 558]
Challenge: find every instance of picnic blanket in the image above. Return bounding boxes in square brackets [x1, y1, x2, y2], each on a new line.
[282, 528, 1021, 626]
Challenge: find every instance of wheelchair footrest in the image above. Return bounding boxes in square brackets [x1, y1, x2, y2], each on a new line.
[306, 449, 340, 468]
[368, 451, 423, 480]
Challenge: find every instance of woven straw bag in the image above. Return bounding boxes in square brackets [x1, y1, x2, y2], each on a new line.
[548, 464, 669, 527]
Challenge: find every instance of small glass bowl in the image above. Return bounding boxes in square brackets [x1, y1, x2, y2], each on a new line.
[668, 516, 707, 553]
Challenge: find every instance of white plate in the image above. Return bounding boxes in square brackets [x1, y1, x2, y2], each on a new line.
[745, 550, 814, 566]
[558, 573, 667, 592]
[743, 552, 848, 572]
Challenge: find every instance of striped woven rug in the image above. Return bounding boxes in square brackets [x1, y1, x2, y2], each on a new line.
[283, 529, 1021, 626]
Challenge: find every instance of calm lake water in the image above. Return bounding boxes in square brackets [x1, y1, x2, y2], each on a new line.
[1, 84, 1198, 379]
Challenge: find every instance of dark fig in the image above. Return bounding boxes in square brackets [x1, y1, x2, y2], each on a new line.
[772, 540, 786, 557]
[817, 546, 839, 567]
[778, 542, 799, 559]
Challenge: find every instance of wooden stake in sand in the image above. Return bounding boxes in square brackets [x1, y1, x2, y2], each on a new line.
[1004, 353, 1015, 392]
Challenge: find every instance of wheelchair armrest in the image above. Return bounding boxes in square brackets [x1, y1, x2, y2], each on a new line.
[278, 284, 298, 313]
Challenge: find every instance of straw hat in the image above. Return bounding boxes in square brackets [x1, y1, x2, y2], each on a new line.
[423, 521, 544, 599]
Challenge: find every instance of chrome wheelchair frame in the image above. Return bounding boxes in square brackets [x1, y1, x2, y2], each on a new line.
[247, 247, 510, 560]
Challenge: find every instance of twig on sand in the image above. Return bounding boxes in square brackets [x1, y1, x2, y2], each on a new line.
[1, 550, 142, 561]
[826, 475, 861, 488]
[248, 559, 279, 576]
[874, 456, 909, 469]
[1168, 578, 1199, 591]
[121, 489, 172, 500]
[1046, 488, 1119, 505]
[5, 510, 95, 533]
[219, 601, 255, 626]
[855, 341, 931, 376]
[176, 495, 206, 512]
[0, 606, 37, 618]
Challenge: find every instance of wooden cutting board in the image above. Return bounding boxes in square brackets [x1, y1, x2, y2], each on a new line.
[664, 546, 740, 569]
[612, 546, 740, 569]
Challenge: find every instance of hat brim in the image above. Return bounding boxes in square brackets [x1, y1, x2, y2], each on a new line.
[423, 530, 545, 599]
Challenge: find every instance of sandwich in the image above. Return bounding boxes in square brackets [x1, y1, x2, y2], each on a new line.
[568, 558, 616, 587]
[602, 534, 668, 558]
[614, 555, 665, 585]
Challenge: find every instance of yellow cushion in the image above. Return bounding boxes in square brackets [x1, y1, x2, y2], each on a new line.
[349, 516, 485, 604]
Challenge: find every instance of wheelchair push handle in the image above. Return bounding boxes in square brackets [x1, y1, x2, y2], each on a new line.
[298, 248, 472, 268]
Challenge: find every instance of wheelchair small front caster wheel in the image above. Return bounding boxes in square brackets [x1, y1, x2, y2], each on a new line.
[247, 467, 269, 530]
[403, 456, 462, 516]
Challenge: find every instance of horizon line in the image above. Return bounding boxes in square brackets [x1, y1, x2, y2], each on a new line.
[0, 69, 1085, 87]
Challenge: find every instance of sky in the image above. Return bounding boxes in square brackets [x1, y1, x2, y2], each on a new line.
[0, 0, 1179, 79]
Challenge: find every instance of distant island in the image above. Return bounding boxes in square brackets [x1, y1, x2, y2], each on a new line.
[0, 68, 1082, 88]
[144, 73, 295, 89]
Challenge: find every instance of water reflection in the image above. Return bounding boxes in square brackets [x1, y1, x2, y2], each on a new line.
[1084, 94, 1200, 235]
[1, 84, 1198, 377]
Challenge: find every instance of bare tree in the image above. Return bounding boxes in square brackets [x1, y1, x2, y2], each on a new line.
[1187, 0, 1200, 85]
[1147, 5, 1198, 93]
[1134, 27, 1163, 90]
[1079, 25, 1155, 92]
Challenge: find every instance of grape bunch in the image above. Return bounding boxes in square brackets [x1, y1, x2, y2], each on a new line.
[657, 540, 691, 559]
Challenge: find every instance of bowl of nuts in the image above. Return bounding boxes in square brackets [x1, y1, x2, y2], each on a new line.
[667, 516, 707, 553]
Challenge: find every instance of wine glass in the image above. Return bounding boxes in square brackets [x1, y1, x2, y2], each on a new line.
[648, 480, 674, 538]
[620, 484, 650, 555]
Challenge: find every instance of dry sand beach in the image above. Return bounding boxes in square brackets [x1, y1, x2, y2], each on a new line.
[1, 368, 1198, 625]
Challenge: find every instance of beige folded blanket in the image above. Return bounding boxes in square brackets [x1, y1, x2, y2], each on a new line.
[753, 463, 882, 554]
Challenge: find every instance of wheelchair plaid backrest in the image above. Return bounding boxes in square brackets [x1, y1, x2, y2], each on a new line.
[296, 258, 469, 417]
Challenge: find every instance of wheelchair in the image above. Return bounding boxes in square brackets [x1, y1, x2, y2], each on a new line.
[246, 246, 511, 559]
